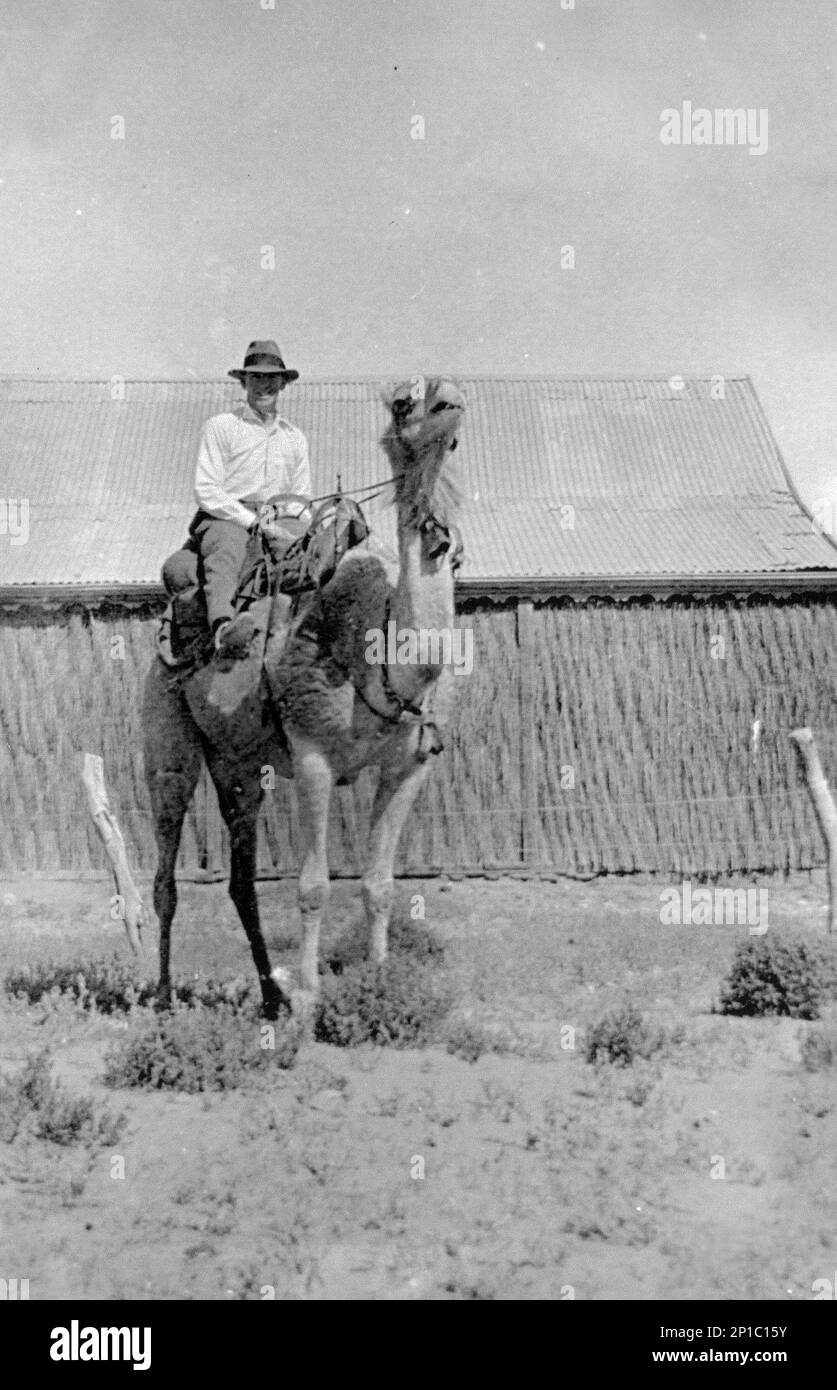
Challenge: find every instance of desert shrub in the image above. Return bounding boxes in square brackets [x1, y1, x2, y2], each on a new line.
[800, 1024, 837, 1072]
[0, 1051, 124, 1146]
[315, 904, 449, 1048]
[324, 906, 445, 975]
[4, 960, 257, 1016]
[387, 910, 445, 960]
[718, 936, 837, 1021]
[585, 1005, 673, 1068]
[444, 1017, 512, 1063]
[4, 958, 154, 1012]
[103, 1004, 300, 1092]
[314, 955, 452, 1048]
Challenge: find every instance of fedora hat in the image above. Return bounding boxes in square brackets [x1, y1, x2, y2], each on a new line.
[228, 340, 299, 382]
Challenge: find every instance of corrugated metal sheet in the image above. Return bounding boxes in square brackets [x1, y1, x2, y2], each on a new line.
[1, 375, 835, 588]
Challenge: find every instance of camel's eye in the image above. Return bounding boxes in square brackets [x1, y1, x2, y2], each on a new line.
[430, 401, 449, 413]
[392, 397, 413, 418]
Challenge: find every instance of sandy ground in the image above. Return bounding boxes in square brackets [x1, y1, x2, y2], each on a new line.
[0, 871, 835, 1301]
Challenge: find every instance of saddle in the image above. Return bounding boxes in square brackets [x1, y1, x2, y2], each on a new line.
[156, 491, 369, 675]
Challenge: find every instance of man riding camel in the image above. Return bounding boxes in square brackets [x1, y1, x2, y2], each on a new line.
[190, 339, 311, 659]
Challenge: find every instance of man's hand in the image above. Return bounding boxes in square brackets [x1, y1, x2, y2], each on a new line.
[259, 518, 298, 545]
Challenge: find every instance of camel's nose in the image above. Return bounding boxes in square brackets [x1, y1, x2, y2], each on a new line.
[428, 381, 466, 414]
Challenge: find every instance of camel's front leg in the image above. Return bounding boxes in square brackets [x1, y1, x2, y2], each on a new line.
[290, 739, 334, 1001]
[364, 755, 432, 963]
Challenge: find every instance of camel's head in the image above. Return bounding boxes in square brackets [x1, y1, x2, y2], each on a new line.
[380, 377, 465, 543]
[382, 377, 466, 457]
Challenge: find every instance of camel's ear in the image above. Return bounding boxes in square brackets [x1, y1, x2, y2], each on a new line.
[382, 383, 418, 421]
[382, 380, 422, 411]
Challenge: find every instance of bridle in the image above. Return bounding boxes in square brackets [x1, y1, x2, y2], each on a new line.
[355, 512, 464, 728]
[419, 513, 464, 569]
[351, 397, 466, 729]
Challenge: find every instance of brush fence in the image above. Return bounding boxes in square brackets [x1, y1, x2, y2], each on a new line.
[0, 594, 834, 877]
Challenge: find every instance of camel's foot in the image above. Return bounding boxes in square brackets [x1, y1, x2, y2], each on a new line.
[289, 989, 318, 1031]
[155, 981, 172, 1013]
[271, 966, 318, 1030]
[262, 970, 292, 1021]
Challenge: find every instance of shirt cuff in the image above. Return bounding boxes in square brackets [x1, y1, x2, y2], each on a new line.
[196, 496, 257, 529]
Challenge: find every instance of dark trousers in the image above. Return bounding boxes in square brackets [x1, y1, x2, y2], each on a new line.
[189, 510, 253, 630]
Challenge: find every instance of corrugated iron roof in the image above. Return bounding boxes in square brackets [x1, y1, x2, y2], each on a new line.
[1, 375, 835, 591]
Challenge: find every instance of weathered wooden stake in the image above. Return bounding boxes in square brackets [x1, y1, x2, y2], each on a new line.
[517, 598, 538, 867]
[81, 752, 146, 955]
[790, 728, 837, 933]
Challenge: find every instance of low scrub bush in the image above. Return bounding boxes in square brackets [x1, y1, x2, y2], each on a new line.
[4, 960, 257, 1016]
[314, 955, 452, 1048]
[324, 906, 445, 975]
[4, 959, 154, 1012]
[444, 1017, 513, 1063]
[800, 1024, 837, 1072]
[315, 904, 450, 1048]
[103, 1004, 300, 1092]
[718, 936, 837, 1020]
[585, 1005, 675, 1068]
[0, 1052, 124, 1146]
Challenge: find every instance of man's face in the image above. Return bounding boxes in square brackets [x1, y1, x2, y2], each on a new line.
[245, 372, 286, 418]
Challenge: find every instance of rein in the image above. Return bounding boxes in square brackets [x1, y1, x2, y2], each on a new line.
[306, 471, 405, 509]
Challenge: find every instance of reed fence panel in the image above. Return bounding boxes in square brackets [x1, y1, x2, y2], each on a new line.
[0, 594, 833, 877]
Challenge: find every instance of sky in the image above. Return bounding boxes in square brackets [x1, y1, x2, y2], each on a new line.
[1, 0, 835, 532]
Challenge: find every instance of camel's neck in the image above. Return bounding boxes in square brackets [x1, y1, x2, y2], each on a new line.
[393, 523, 454, 627]
[382, 445, 458, 704]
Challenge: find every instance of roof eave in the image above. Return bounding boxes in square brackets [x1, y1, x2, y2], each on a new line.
[457, 571, 837, 600]
[2, 570, 837, 610]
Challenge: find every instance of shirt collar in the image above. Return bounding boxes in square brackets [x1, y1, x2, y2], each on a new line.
[236, 402, 292, 430]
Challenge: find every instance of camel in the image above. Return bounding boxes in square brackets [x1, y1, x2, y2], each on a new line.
[142, 377, 466, 1017]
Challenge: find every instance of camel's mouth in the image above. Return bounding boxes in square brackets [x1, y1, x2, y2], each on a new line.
[391, 390, 465, 449]
[393, 398, 463, 419]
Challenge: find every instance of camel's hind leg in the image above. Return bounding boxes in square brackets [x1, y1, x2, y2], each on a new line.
[143, 662, 203, 1003]
[205, 751, 285, 1019]
[363, 754, 432, 963]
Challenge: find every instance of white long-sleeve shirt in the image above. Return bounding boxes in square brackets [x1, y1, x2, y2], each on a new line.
[194, 403, 311, 528]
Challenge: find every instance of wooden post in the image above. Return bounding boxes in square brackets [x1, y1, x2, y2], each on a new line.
[790, 728, 837, 933]
[81, 753, 146, 955]
[517, 598, 538, 867]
